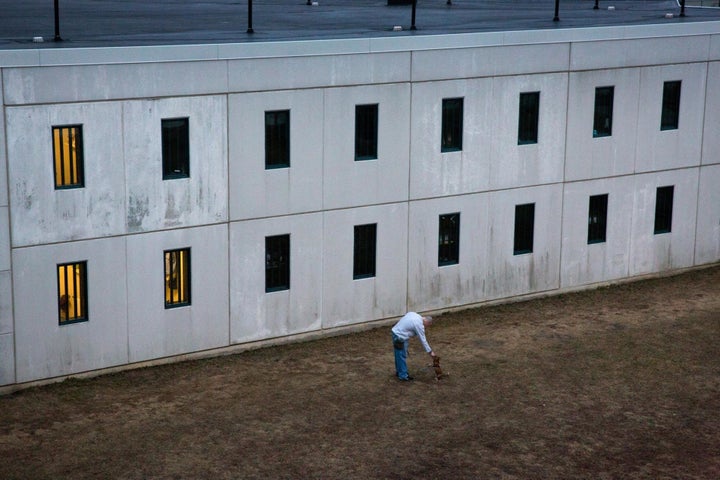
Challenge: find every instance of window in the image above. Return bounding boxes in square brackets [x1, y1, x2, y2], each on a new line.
[266, 235, 290, 292]
[438, 213, 460, 266]
[661, 81, 681, 131]
[654, 186, 674, 234]
[587, 194, 608, 244]
[165, 248, 191, 307]
[441, 98, 463, 152]
[57, 261, 88, 324]
[593, 86, 614, 138]
[518, 92, 540, 145]
[162, 118, 190, 179]
[355, 104, 378, 160]
[514, 203, 535, 255]
[52, 125, 84, 189]
[265, 110, 290, 169]
[353, 224, 377, 279]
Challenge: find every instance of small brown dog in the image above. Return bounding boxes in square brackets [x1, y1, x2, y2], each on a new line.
[432, 356, 446, 381]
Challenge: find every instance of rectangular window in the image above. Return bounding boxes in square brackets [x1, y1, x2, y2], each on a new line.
[518, 92, 540, 145]
[441, 98, 463, 152]
[654, 186, 674, 234]
[438, 213, 460, 266]
[593, 86, 614, 138]
[57, 261, 88, 324]
[165, 248, 191, 308]
[353, 224, 377, 279]
[661, 81, 681, 131]
[265, 110, 290, 169]
[587, 194, 609, 244]
[52, 125, 84, 189]
[162, 118, 190, 179]
[265, 235, 290, 292]
[514, 203, 535, 255]
[355, 104, 378, 160]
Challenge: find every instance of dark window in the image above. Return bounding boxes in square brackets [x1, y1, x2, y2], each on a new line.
[57, 261, 88, 324]
[661, 81, 681, 131]
[52, 125, 84, 189]
[265, 110, 290, 169]
[355, 104, 378, 160]
[266, 235, 290, 292]
[162, 118, 190, 179]
[514, 203, 535, 255]
[441, 98, 463, 152]
[593, 86, 614, 138]
[518, 92, 540, 145]
[654, 186, 674, 234]
[353, 224, 377, 279]
[165, 248, 191, 308]
[438, 213, 460, 266]
[587, 194, 609, 244]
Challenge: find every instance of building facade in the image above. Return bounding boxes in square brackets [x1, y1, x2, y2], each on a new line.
[1, 22, 719, 388]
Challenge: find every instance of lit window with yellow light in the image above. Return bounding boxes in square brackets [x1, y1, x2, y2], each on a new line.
[57, 261, 88, 324]
[52, 125, 84, 189]
[165, 248, 191, 308]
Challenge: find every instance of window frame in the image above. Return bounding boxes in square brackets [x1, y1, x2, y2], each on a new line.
[265, 109, 291, 169]
[353, 223, 377, 280]
[162, 117, 190, 180]
[265, 234, 290, 292]
[164, 248, 191, 308]
[441, 97, 464, 152]
[57, 261, 88, 325]
[660, 80, 681, 131]
[587, 194, 609, 245]
[654, 186, 674, 235]
[438, 213, 460, 267]
[593, 86, 614, 138]
[354, 104, 379, 161]
[513, 203, 535, 255]
[518, 91, 540, 145]
[52, 124, 85, 189]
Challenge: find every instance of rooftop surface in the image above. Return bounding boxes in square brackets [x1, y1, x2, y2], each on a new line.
[0, 0, 718, 50]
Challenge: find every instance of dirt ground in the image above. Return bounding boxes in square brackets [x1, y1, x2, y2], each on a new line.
[1, 266, 719, 480]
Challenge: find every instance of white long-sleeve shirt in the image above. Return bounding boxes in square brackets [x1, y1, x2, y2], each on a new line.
[391, 312, 432, 353]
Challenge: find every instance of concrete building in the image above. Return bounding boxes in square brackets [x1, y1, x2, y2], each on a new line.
[1, 2, 719, 389]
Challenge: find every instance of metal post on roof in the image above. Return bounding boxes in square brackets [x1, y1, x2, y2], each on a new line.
[553, 0, 560, 21]
[594, 0, 599, 9]
[54, 0, 62, 41]
[680, 0, 686, 16]
[411, 0, 417, 30]
[247, 0, 254, 33]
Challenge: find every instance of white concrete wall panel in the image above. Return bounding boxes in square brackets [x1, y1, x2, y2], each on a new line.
[0, 91, 8, 206]
[228, 89, 324, 221]
[560, 177, 635, 288]
[635, 63, 706, 173]
[407, 194, 491, 312]
[0, 333, 14, 386]
[0, 207, 9, 271]
[227, 52, 410, 93]
[702, 62, 720, 166]
[230, 213, 323, 343]
[322, 203, 408, 328]
[488, 73, 568, 189]
[695, 165, 720, 266]
[6, 102, 126, 247]
[0, 270, 12, 336]
[411, 43, 569, 82]
[629, 169, 699, 276]
[410, 78, 493, 198]
[2, 61, 228, 105]
[126, 224, 229, 363]
[485, 185, 563, 299]
[12, 237, 128, 383]
[565, 68, 640, 181]
[124, 95, 228, 233]
[323, 83, 411, 209]
[570, 36, 711, 71]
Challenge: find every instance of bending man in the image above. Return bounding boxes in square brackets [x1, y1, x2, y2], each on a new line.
[391, 312, 435, 381]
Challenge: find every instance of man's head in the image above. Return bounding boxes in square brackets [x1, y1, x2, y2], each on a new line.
[422, 315, 433, 327]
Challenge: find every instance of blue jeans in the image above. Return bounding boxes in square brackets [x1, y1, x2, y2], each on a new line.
[392, 332, 409, 380]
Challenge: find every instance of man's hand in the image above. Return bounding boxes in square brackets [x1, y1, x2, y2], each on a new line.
[430, 351, 436, 357]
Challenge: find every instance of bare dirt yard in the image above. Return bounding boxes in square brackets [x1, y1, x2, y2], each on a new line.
[2, 266, 719, 479]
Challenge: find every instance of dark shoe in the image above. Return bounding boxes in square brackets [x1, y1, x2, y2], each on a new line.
[398, 376, 414, 381]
